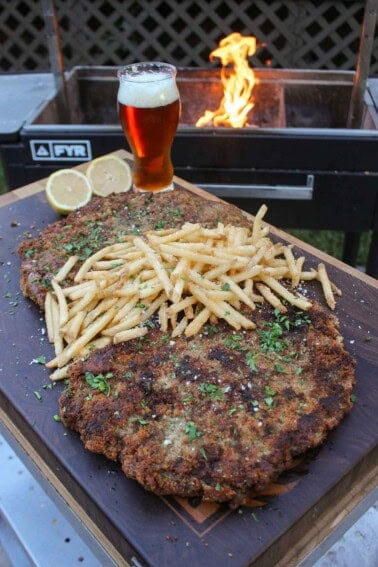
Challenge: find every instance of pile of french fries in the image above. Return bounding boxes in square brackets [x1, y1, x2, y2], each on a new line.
[45, 205, 339, 380]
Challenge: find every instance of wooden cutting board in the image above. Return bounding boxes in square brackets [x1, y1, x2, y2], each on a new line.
[0, 150, 377, 567]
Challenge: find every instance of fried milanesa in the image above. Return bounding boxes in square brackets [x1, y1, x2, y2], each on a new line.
[18, 188, 250, 309]
[19, 187, 355, 505]
[59, 302, 355, 507]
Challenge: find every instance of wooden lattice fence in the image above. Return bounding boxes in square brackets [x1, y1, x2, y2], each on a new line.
[0, 1, 377, 73]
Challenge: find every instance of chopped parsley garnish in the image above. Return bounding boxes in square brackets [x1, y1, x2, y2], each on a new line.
[129, 416, 149, 425]
[223, 334, 247, 351]
[273, 309, 291, 330]
[204, 324, 218, 336]
[274, 308, 311, 329]
[260, 308, 311, 354]
[198, 383, 224, 401]
[246, 352, 258, 372]
[85, 371, 112, 396]
[264, 385, 276, 396]
[292, 311, 312, 327]
[169, 353, 180, 366]
[221, 282, 231, 291]
[260, 321, 287, 353]
[264, 396, 275, 408]
[24, 249, 36, 258]
[58, 221, 106, 260]
[167, 207, 183, 218]
[30, 355, 47, 365]
[199, 447, 208, 460]
[185, 421, 204, 442]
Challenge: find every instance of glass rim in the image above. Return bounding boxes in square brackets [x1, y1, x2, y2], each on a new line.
[117, 62, 177, 83]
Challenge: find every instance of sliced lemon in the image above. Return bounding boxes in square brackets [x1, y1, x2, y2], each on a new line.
[46, 169, 93, 215]
[86, 155, 132, 196]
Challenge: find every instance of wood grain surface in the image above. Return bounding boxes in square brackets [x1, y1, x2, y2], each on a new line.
[0, 150, 377, 566]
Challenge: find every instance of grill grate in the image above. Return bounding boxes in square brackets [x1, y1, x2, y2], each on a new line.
[0, 1, 376, 72]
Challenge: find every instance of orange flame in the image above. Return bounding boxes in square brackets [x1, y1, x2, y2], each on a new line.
[196, 33, 258, 128]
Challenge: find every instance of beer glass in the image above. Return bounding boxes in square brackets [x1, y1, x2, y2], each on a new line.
[117, 62, 180, 192]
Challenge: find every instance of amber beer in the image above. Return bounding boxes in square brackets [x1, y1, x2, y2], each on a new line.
[117, 62, 180, 192]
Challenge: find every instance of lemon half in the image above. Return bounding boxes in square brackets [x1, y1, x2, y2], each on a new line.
[86, 155, 132, 196]
[46, 169, 93, 215]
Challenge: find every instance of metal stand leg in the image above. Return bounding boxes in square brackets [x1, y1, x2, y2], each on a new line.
[342, 232, 361, 267]
[366, 231, 378, 278]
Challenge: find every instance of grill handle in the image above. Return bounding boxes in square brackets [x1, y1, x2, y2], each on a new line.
[199, 174, 314, 200]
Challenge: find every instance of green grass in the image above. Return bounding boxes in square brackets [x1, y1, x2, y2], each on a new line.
[0, 157, 370, 267]
[287, 229, 371, 267]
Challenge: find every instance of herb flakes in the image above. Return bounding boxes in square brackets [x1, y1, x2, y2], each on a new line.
[85, 371, 112, 396]
[185, 421, 204, 442]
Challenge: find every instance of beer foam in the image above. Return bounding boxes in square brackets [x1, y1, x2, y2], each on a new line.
[118, 73, 179, 108]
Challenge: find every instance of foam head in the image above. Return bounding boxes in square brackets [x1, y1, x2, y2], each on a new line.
[117, 64, 179, 108]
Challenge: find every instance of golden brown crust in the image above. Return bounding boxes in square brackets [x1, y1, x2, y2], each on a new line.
[18, 189, 249, 308]
[59, 302, 355, 507]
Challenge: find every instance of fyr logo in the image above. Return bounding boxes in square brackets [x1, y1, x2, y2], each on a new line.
[30, 140, 92, 161]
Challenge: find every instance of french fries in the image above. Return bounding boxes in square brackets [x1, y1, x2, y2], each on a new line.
[317, 263, 336, 310]
[44, 204, 339, 379]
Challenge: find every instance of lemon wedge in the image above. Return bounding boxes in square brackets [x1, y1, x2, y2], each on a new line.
[46, 169, 93, 215]
[86, 155, 132, 196]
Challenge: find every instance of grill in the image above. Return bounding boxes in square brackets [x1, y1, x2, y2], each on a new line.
[13, 64, 377, 226]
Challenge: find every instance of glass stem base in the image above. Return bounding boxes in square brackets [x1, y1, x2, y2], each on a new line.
[132, 182, 175, 193]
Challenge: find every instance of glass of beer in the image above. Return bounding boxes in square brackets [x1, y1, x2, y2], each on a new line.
[117, 62, 181, 192]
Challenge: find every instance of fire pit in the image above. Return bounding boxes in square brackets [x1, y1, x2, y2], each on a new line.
[25, 65, 378, 148]
[30, 65, 367, 131]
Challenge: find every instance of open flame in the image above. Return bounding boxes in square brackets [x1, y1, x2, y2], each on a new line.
[196, 32, 258, 128]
